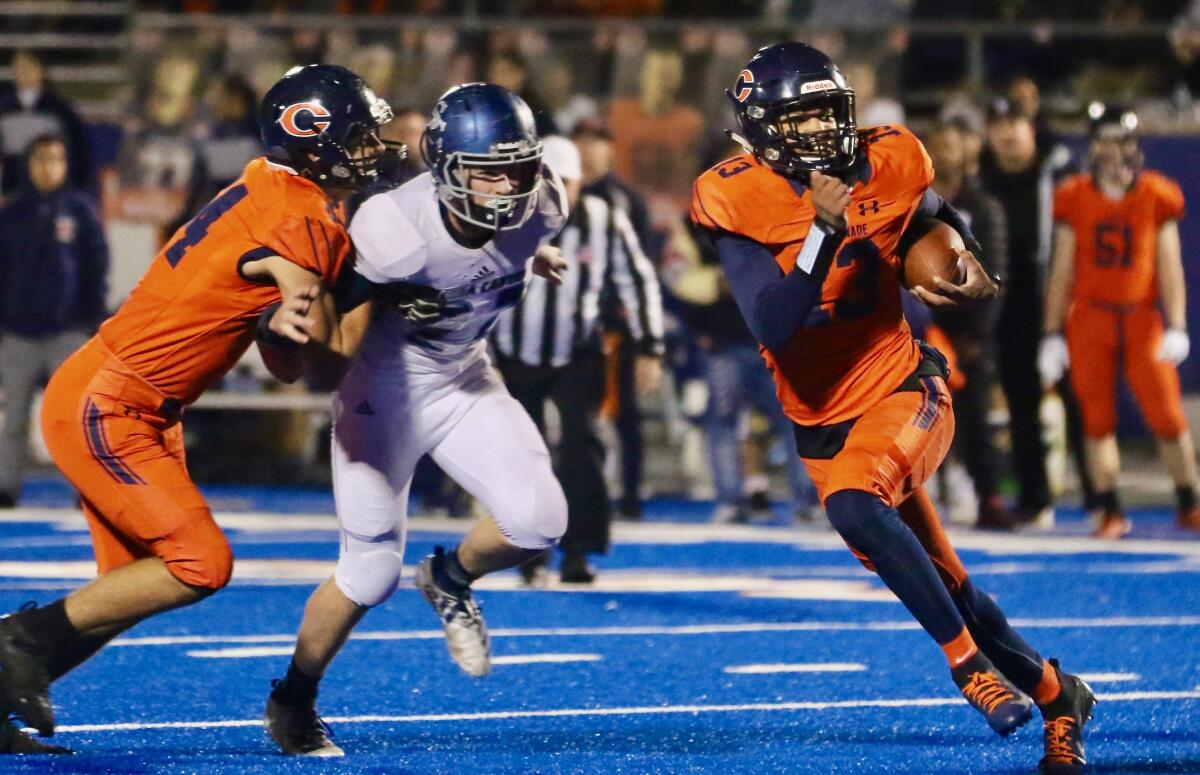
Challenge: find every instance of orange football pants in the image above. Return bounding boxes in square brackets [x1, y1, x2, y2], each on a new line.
[1065, 301, 1187, 439]
[39, 337, 232, 589]
[802, 375, 968, 590]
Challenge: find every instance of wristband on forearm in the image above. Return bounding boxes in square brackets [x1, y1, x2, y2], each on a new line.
[794, 219, 845, 281]
[257, 302, 301, 350]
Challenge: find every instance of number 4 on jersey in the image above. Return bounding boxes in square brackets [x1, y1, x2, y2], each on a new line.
[164, 184, 249, 268]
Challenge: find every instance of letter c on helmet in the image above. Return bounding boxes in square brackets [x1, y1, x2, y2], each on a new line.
[278, 102, 332, 138]
[733, 69, 754, 102]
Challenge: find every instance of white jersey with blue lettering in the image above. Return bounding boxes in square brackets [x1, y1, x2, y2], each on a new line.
[327, 167, 571, 599]
[349, 168, 568, 366]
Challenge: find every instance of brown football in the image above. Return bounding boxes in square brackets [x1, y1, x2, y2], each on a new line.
[902, 218, 967, 293]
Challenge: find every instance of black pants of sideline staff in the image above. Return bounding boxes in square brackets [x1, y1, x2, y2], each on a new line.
[997, 302, 1096, 516]
[496, 346, 612, 559]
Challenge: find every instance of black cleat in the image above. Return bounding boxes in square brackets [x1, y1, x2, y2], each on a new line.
[0, 719, 71, 754]
[560, 552, 596, 585]
[1039, 660, 1096, 774]
[952, 653, 1034, 736]
[517, 552, 551, 588]
[0, 614, 55, 736]
[265, 686, 344, 757]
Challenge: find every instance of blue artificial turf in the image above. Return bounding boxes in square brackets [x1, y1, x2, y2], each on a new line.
[0, 482, 1197, 773]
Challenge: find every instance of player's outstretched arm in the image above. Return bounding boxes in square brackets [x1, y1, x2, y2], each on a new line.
[1155, 220, 1190, 364]
[1043, 224, 1076, 337]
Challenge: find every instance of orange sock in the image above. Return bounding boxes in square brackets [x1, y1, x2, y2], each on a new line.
[1032, 659, 1062, 706]
[942, 627, 978, 668]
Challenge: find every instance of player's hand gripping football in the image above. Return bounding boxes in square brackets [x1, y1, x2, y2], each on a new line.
[909, 249, 1000, 309]
[810, 171, 851, 229]
[268, 284, 320, 345]
[532, 245, 568, 286]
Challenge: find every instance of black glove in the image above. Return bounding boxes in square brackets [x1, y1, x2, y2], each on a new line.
[376, 281, 450, 324]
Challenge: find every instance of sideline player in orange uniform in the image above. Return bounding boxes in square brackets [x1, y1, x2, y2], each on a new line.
[1040, 103, 1200, 539]
[0, 64, 402, 751]
[692, 43, 1094, 773]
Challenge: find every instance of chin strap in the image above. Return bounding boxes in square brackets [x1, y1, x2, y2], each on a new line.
[724, 130, 755, 155]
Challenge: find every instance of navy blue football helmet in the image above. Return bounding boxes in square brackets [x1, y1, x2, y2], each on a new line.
[1087, 101, 1142, 176]
[420, 82, 543, 231]
[259, 64, 404, 192]
[726, 42, 858, 181]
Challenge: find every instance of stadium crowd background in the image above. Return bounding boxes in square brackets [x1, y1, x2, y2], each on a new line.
[5, 0, 1200, 531]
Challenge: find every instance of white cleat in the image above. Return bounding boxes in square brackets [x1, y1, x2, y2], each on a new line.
[413, 551, 491, 677]
[264, 695, 345, 757]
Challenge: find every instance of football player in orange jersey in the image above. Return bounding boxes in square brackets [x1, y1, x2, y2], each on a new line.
[0, 64, 403, 752]
[1040, 104, 1200, 539]
[692, 43, 1093, 773]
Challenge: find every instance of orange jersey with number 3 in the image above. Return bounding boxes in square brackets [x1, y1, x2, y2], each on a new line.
[690, 125, 932, 426]
[99, 158, 351, 404]
[1053, 170, 1184, 306]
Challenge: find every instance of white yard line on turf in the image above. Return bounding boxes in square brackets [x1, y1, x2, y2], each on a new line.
[111, 615, 1200, 647]
[724, 663, 866, 674]
[1077, 672, 1140, 682]
[187, 646, 294, 658]
[184, 647, 602, 665]
[490, 653, 602, 665]
[52, 690, 1200, 734]
[5, 508, 1200, 557]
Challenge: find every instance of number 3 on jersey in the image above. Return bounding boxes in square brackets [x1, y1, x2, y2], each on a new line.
[802, 240, 881, 327]
[164, 184, 249, 268]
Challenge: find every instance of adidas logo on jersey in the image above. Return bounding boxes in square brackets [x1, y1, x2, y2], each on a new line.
[472, 265, 494, 280]
[354, 401, 376, 416]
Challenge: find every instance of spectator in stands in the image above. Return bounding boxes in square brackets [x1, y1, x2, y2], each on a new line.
[486, 48, 559, 135]
[113, 55, 202, 233]
[575, 117, 656, 518]
[537, 58, 599, 135]
[0, 50, 93, 199]
[925, 119, 1010, 529]
[1004, 74, 1068, 162]
[980, 97, 1094, 527]
[844, 60, 905, 127]
[671, 218, 819, 524]
[184, 74, 261, 224]
[0, 135, 108, 507]
[606, 48, 704, 210]
[385, 105, 429, 180]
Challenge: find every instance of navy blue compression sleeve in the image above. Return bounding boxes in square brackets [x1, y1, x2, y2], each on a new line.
[712, 220, 844, 355]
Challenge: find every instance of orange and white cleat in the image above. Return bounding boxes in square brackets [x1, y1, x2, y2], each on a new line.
[1177, 506, 1200, 532]
[1092, 512, 1131, 540]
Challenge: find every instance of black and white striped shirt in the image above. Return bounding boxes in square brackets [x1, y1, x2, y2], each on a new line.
[493, 193, 664, 368]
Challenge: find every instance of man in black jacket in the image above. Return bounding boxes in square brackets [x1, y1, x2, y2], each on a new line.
[926, 119, 1011, 529]
[0, 51, 94, 198]
[980, 98, 1095, 525]
[0, 134, 108, 506]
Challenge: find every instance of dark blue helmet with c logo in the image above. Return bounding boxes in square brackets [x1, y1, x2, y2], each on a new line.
[421, 82, 544, 232]
[726, 42, 858, 182]
[259, 64, 404, 193]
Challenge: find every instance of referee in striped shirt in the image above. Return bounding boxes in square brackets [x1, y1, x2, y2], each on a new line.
[493, 137, 665, 584]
